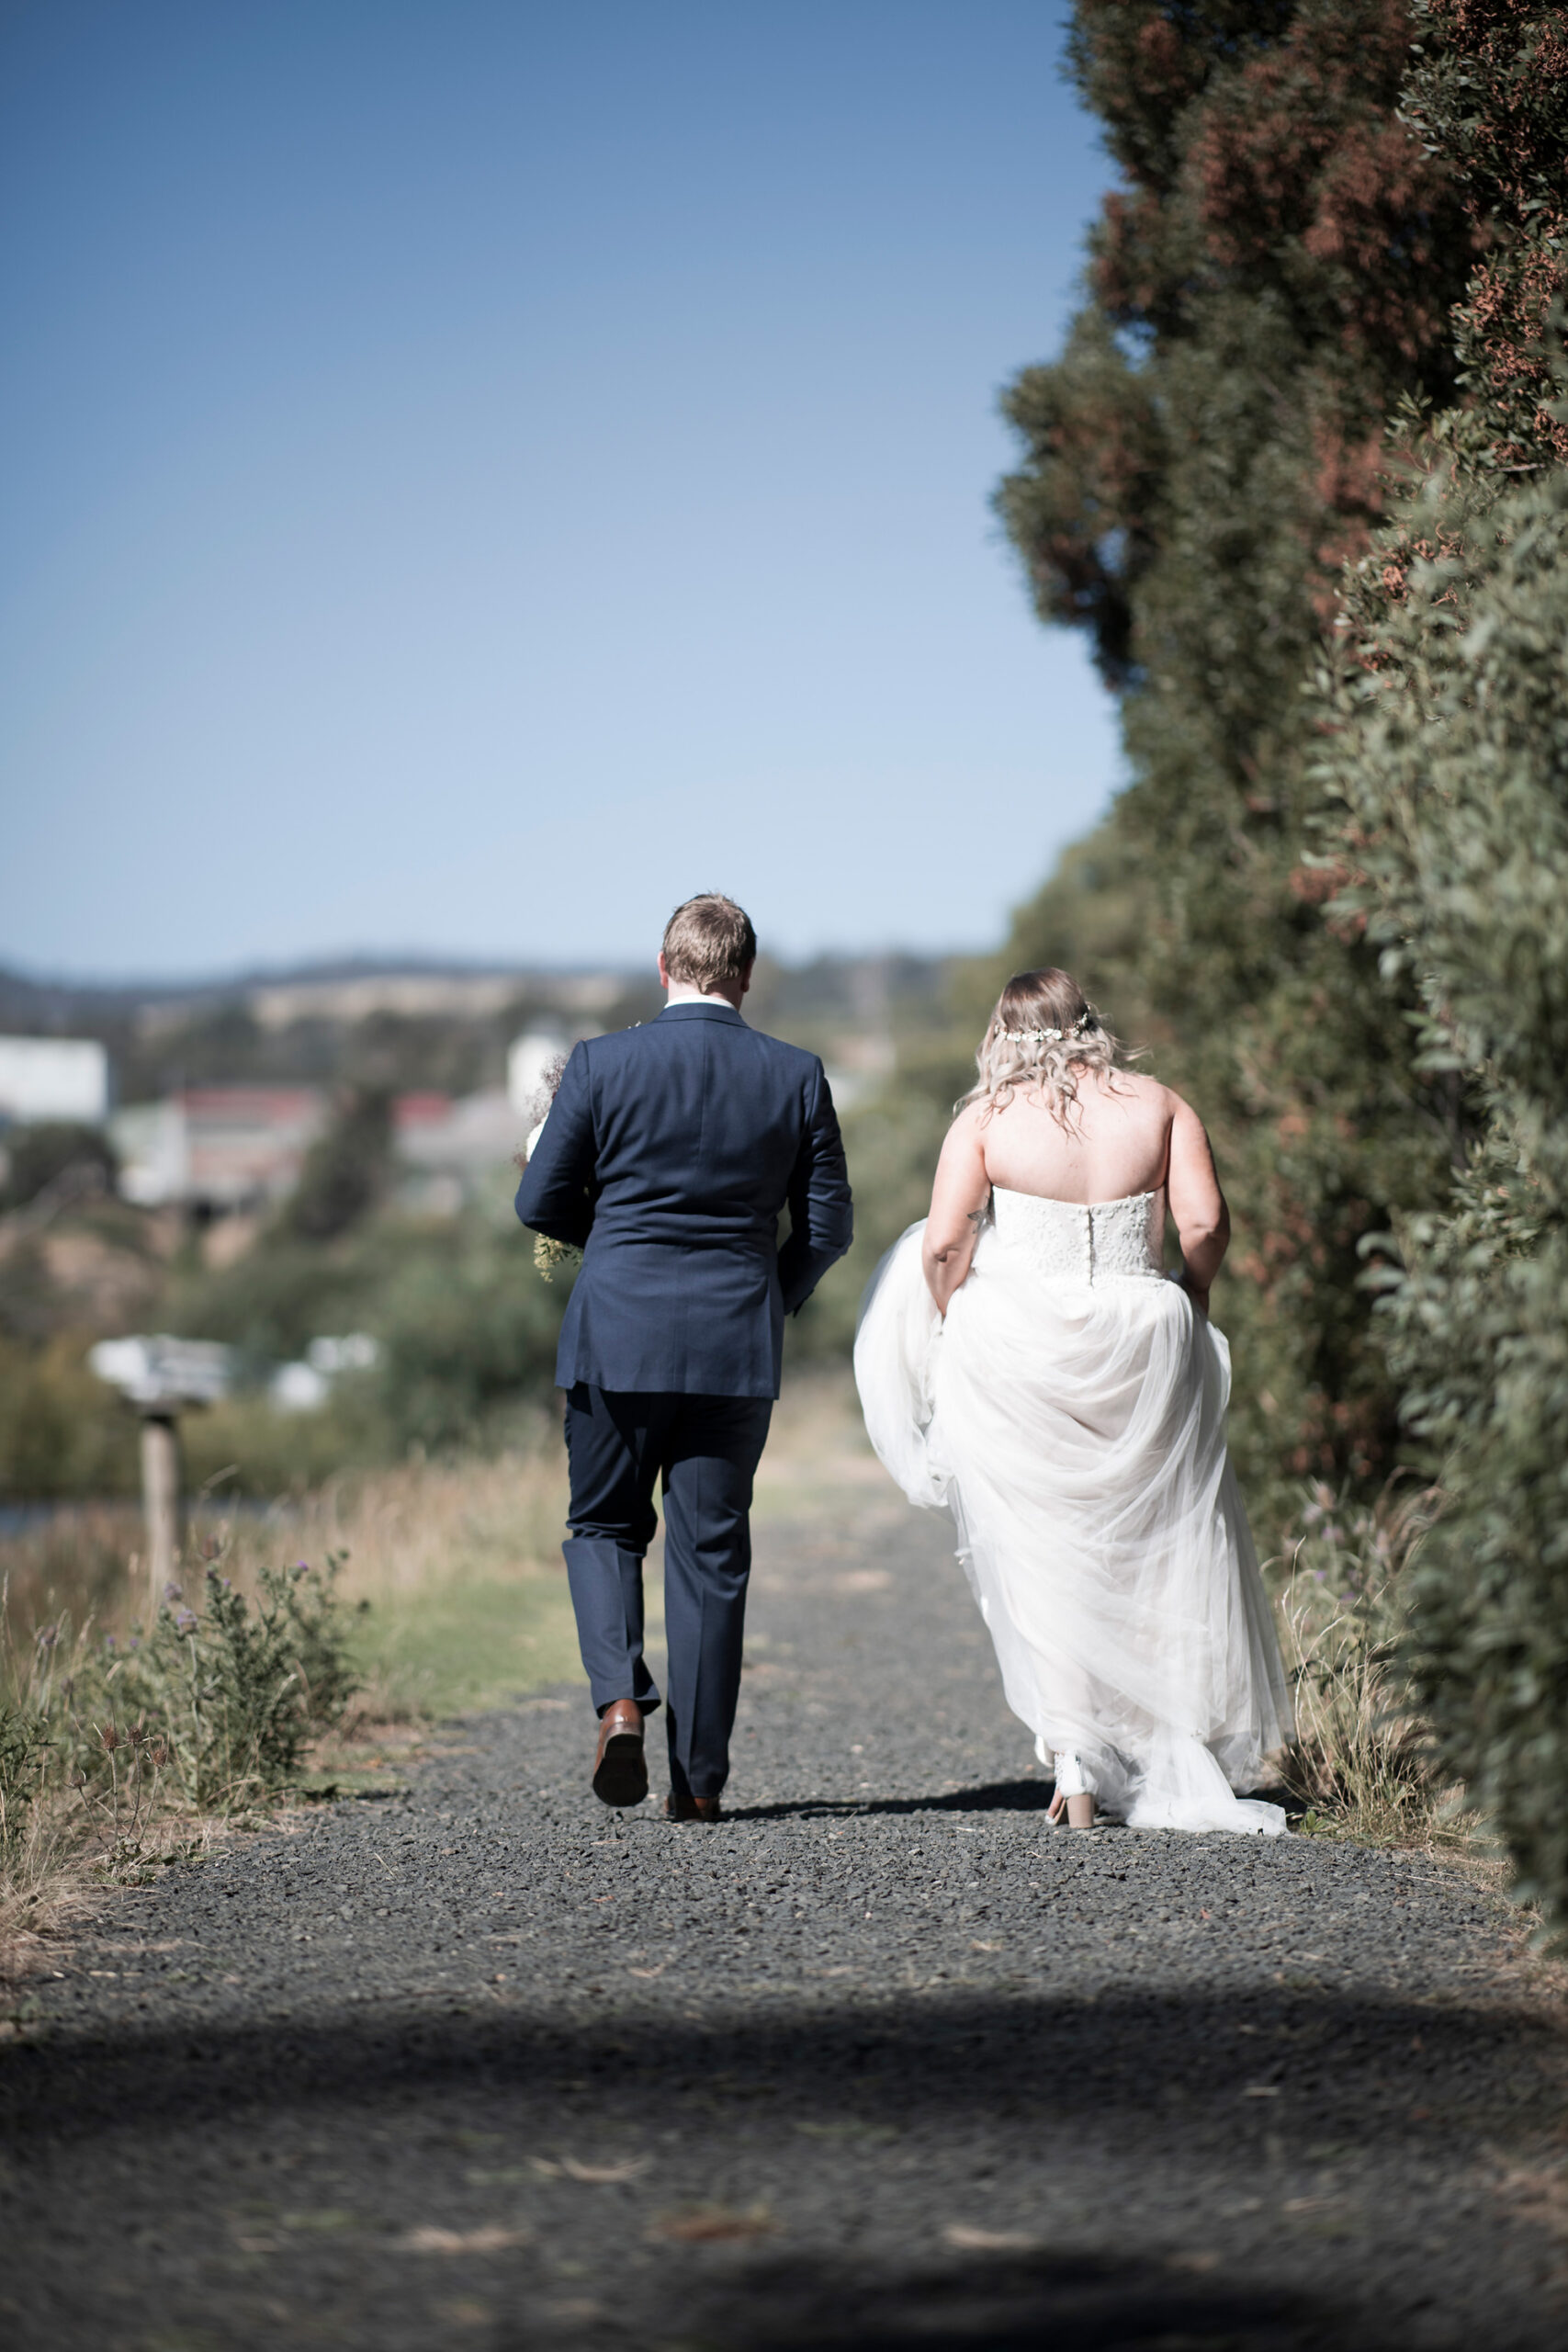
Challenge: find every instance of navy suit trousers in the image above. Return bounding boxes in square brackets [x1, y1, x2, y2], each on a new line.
[562, 1384, 773, 1802]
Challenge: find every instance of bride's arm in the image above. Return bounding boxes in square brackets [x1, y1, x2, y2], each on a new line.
[922, 1110, 990, 1315]
[1167, 1095, 1229, 1315]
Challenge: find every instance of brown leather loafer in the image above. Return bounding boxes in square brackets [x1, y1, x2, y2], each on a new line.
[665, 1792, 722, 1823]
[592, 1700, 648, 1808]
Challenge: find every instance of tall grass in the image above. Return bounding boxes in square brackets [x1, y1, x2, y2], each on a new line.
[0, 1503, 144, 1655]
[0, 1442, 571, 1657]
[1272, 1478, 1479, 1849]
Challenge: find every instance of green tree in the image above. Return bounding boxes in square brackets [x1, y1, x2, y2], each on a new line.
[283, 1088, 394, 1242]
[0, 1121, 117, 1214]
[996, 1, 1482, 1527]
[1321, 0, 1568, 1926]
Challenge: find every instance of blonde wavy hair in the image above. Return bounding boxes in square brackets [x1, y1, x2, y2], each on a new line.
[960, 967, 1124, 1125]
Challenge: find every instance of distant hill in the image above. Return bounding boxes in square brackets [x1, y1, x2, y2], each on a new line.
[0, 954, 630, 1034]
[0, 949, 956, 1104]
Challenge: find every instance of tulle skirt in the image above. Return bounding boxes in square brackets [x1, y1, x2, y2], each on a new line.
[853, 1221, 1291, 1834]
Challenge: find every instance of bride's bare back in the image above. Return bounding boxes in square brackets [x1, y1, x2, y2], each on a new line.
[923, 1068, 1230, 1316]
[976, 1066, 1173, 1204]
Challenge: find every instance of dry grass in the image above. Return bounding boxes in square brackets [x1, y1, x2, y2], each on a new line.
[0, 1502, 146, 1654]
[0, 1790, 88, 1995]
[2, 1440, 575, 1677]
[240, 1446, 572, 1604]
[1270, 1478, 1484, 1852]
[754, 1365, 900, 1520]
[0, 1798, 242, 2009]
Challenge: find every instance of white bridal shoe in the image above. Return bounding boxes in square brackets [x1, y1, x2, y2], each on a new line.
[1046, 1750, 1098, 1832]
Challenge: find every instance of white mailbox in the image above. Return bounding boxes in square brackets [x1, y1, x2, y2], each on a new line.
[89, 1335, 233, 1412]
[88, 1335, 235, 1600]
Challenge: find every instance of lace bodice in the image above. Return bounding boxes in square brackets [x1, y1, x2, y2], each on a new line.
[988, 1186, 1165, 1284]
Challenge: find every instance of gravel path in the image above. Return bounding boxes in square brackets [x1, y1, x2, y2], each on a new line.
[3, 1485, 1565, 2350]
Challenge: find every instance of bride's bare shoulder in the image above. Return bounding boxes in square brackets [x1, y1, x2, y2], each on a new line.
[1100, 1067, 1174, 1112]
[1139, 1074, 1207, 1125]
[1135, 1076, 1216, 1155]
[1100, 1069, 1205, 1145]
[940, 1099, 991, 1156]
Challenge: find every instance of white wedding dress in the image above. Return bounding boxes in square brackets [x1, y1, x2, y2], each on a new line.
[853, 1188, 1291, 1833]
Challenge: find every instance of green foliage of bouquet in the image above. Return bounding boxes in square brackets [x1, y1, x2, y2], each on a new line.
[533, 1234, 582, 1284]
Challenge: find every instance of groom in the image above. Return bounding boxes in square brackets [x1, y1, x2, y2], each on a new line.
[516, 894, 853, 1820]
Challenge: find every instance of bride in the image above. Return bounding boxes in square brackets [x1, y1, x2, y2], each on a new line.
[854, 968, 1290, 1834]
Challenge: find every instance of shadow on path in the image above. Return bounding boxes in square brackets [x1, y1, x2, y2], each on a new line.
[727, 1777, 1303, 1824]
[6, 1981, 1555, 2150]
[11, 1986, 1549, 2347]
[572, 2245, 1348, 2352]
[727, 1777, 1057, 1820]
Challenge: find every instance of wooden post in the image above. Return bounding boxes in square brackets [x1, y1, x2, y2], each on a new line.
[140, 1412, 182, 1608]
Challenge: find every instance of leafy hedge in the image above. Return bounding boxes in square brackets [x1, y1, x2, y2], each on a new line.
[1312, 0, 1568, 1931]
[1326, 469, 1568, 1928]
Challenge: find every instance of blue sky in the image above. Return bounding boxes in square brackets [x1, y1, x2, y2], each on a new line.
[1, 1, 1122, 979]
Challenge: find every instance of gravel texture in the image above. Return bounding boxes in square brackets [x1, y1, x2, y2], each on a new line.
[3, 1496, 1565, 2350]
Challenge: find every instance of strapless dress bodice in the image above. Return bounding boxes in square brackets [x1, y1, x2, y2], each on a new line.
[988, 1186, 1165, 1285]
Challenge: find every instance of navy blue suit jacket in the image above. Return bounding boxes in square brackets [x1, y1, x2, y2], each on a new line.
[515, 1000, 853, 1398]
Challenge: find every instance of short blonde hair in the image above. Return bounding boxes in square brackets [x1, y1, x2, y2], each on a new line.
[661, 894, 758, 989]
[961, 967, 1122, 1125]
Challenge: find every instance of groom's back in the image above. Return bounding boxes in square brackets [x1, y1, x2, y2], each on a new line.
[585, 1007, 821, 1245]
[517, 998, 852, 1396]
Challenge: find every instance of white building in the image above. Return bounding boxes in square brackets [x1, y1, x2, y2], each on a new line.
[0, 1036, 109, 1125]
[111, 1089, 328, 1210]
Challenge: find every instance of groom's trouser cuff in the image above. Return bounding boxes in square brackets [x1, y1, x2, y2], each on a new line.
[560, 1536, 661, 1716]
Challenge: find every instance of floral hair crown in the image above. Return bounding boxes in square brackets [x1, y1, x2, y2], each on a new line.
[1001, 1010, 1096, 1046]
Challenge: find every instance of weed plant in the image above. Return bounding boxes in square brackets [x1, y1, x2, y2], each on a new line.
[0, 1685, 49, 1859]
[0, 1538, 359, 1958]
